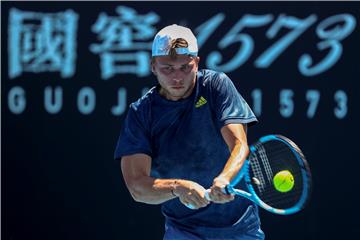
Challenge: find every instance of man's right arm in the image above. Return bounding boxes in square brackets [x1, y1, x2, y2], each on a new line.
[121, 153, 209, 208]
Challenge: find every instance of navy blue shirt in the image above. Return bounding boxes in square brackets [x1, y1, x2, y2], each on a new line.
[115, 69, 258, 229]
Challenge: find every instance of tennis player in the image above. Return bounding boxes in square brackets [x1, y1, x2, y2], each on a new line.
[115, 24, 264, 239]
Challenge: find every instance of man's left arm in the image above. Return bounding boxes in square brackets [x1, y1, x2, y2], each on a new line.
[208, 123, 249, 203]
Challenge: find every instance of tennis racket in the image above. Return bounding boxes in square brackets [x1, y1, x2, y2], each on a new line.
[189, 134, 312, 215]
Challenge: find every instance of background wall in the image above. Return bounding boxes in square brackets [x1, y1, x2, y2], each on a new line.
[2, 1, 360, 239]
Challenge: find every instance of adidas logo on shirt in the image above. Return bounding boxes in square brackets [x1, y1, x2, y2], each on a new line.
[195, 96, 207, 108]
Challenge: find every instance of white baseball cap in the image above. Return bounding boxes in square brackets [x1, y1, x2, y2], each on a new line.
[152, 24, 198, 57]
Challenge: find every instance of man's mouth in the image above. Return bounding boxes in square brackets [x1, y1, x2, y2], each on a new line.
[171, 86, 184, 89]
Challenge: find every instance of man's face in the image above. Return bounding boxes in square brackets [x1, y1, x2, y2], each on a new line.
[151, 55, 200, 101]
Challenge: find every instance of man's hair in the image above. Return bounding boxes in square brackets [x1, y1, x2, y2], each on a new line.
[151, 38, 192, 64]
[169, 38, 189, 59]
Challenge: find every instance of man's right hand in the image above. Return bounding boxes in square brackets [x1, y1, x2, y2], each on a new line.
[173, 180, 210, 209]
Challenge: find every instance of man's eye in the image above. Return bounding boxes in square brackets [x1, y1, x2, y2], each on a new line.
[163, 67, 173, 72]
[181, 65, 191, 70]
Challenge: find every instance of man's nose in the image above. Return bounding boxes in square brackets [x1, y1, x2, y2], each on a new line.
[172, 69, 184, 81]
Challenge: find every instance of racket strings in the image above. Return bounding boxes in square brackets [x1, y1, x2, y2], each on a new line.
[249, 154, 267, 193]
[258, 144, 275, 186]
[250, 144, 298, 183]
[249, 141, 305, 209]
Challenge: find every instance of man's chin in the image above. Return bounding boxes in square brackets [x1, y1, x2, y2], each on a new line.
[168, 89, 186, 96]
[166, 92, 188, 100]
[163, 86, 193, 100]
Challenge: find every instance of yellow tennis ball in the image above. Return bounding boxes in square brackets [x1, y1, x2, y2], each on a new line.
[273, 170, 294, 193]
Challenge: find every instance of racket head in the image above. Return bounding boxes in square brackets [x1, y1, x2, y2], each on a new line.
[230, 134, 312, 215]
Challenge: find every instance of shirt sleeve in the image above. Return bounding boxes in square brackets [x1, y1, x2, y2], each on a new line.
[211, 72, 258, 129]
[114, 105, 152, 160]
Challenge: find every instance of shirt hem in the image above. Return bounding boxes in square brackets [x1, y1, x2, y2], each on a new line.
[221, 117, 258, 127]
[114, 149, 152, 160]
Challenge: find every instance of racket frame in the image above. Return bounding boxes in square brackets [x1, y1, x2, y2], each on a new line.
[226, 134, 311, 215]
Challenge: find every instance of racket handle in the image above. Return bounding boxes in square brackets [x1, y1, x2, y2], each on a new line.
[224, 185, 231, 195]
[204, 189, 211, 201]
[187, 187, 232, 209]
[186, 190, 211, 209]
[185, 203, 196, 209]
[204, 187, 231, 202]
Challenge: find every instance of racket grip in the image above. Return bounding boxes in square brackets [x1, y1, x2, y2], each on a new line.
[185, 203, 196, 209]
[186, 190, 211, 209]
[204, 187, 230, 202]
[223, 185, 230, 195]
[186, 188, 227, 209]
[204, 189, 211, 201]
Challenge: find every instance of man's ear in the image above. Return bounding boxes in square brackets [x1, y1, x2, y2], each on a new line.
[195, 56, 200, 65]
[152, 67, 157, 76]
[150, 58, 157, 75]
[194, 56, 200, 70]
